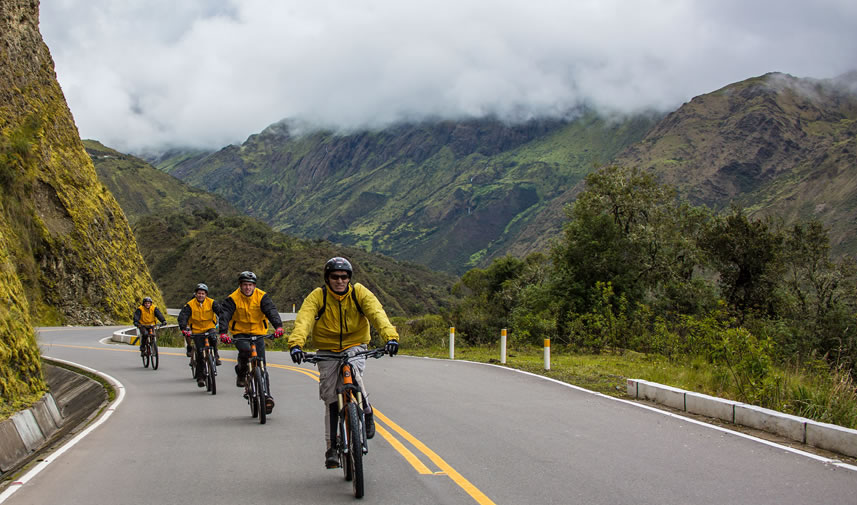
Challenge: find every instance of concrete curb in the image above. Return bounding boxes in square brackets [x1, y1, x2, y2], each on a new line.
[111, 325, 179, 346]
[0, 364, 108, 476]
[627, 378, 857, 459]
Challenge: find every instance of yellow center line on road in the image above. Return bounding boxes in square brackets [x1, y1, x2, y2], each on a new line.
[373, 410, 497, 505]
[281, 362, 497, 505]
[44, 342, 496, 504]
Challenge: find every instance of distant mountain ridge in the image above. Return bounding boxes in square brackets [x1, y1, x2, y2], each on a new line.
[148, 71, 857, 274]
[150, 114, 658, 273]
[614, 71, 857, 254]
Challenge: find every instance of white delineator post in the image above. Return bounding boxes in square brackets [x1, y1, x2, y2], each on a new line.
[292, 303, 296, 312]
[449, 327, 455, 360]
[544, 338, 550, 370]
[500, 328, 507, 364]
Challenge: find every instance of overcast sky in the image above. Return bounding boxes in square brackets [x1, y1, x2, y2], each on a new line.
[40, 0, 857, 152]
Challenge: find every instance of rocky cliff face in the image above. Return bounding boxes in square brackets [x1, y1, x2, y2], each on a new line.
[0, 0, 163, 409]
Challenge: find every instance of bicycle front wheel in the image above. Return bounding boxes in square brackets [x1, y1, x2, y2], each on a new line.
[206, 352, 216, 395]
[142, 345, 150, 368]
[347, 402, 364, 498]
[151, 340, 159, 370]
[248, 372, 259, 419]
[190, 353, 197, 379]
[255, 366, 266, 425]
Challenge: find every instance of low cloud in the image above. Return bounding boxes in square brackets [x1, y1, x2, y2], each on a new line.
[40, 0, 857, 152]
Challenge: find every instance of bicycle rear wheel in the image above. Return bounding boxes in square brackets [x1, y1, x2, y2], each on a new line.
[151, 340, 159, 370]
[347, 402, 364, 498]
[255, 366, 266, 425]
[190, 352, 197, 379]
[206, 352, 216, 395]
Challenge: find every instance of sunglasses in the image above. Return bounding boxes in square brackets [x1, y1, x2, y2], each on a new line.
[329, 274, 350, 281]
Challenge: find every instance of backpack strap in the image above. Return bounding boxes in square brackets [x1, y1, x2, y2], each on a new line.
[315, 285, 327, 321]
[351, 286, 364, 316]
[314, 284, 364, 319]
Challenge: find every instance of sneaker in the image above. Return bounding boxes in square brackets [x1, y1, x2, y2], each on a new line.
[197, 378, 205, 387]
[325, 447, 339, 469]
[236, 375, 246, 388]
[140, 348, 145, 356]
[215, 357, 222, 366]
[186, 345, 193, 357]
[365, 412, 375, 439]
[265, 396, 275, 414]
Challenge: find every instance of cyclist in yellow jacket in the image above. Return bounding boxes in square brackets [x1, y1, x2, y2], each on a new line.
[133, 296, 166, 356]
[218, 271, 283, 413]
[288, 257, 399, 468]
[178, 283, 222, 387]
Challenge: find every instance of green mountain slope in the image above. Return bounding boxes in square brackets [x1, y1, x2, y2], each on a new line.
[83, 139, 238, 224]
[615, 72, 857, 255]
[87, 143, 456, 314]
[153, 114, 657, 273]
[132, 211, 455, 316]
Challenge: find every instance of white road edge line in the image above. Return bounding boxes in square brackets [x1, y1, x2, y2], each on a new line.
[0, 358, 126, 503]
[418, 356, 857, 473]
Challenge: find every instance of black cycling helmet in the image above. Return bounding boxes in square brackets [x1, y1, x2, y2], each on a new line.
[195, 283, 208, 293]
[324, 257, 353, 280]
[238, 271, 257, 284]
[142, 296, 153, 304]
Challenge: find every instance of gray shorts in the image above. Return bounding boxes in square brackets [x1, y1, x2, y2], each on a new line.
[317, 345, 368, 404]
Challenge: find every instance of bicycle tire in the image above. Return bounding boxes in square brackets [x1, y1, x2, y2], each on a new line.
[190, 353, 197, 379]
[142, 342, 150, 368]
[152, 340, 159, 370]
[207, 352, 216, 395]
[255, 366, 266, 425]
[347, 402, 364, 498]
[249, 372, 259, 418]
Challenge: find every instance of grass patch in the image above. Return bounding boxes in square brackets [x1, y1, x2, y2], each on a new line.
[407, 345, 857, 429]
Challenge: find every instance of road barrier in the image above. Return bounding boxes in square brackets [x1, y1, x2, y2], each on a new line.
[0, 364, 107, 476]
[627, 378, 857, 459]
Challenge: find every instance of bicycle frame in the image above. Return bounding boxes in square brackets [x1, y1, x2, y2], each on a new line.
[303, 347, 386, 497]
[236, 334, 272, 423]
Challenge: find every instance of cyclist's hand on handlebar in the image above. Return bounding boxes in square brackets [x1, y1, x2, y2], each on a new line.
[181, 329, 191, 337]
[220, 333, 232, 344]
[273, 327, 284, 339]
[385, 339, 399, 356]
[290, 346, 304, 364]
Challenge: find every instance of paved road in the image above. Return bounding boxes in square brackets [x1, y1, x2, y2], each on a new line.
[8, 326, 856, 504]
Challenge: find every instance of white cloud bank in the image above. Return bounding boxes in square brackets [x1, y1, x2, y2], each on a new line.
[39, 0, 857, 151]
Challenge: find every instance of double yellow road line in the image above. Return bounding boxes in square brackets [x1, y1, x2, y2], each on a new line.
[273, 362, 497, 505]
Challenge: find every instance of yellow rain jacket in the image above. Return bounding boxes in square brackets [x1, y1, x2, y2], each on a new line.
[289, 283, 398, 352]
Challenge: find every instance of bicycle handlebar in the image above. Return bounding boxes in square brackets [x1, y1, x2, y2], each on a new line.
[302, 347, 387, 363]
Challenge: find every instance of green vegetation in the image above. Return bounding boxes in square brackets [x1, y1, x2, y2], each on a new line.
[403, 344, 857, 429]
[436, 165, 857, 428]
[132, 210, 455, 316]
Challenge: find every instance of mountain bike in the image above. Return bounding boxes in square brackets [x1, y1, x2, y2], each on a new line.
[237, 335, 273, 424]
[303, 347, 387, 498]
[189, 332, 217, 394]
[139, 325, 160, 370]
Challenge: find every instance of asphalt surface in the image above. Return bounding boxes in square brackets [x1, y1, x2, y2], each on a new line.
[6, 326, 856, 504]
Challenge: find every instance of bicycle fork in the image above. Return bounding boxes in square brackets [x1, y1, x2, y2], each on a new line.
[338, 364, 369, 456]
